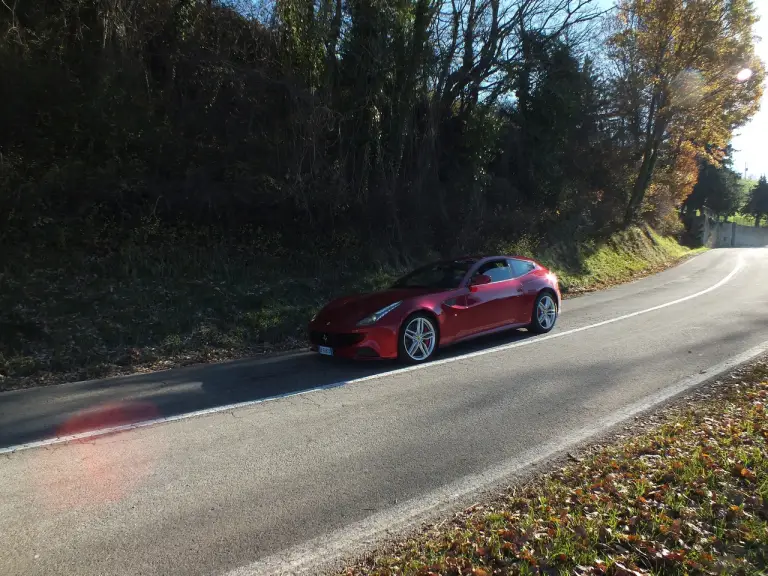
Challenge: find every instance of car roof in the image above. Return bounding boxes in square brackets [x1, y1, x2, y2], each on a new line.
[433, 256, 480, 265]
[435, 255, 541, 268]
[475, 255, 538, 264]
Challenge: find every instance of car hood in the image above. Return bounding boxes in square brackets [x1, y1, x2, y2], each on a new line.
[317, 288, 432, 324]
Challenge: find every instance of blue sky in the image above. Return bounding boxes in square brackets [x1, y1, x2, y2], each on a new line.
[731, 1, 768, 179]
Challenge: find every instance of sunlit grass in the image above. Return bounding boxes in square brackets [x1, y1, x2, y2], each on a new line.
[538, 227, 705, 294]
[724, 212, 762, 227]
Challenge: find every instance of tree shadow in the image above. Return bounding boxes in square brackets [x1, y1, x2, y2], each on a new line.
[0, 326, 539, 448]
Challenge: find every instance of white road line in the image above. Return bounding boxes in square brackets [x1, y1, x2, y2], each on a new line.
[352, 254, 743, 381]
[227, 338, 768, 576]
[0, 255, 744, 455]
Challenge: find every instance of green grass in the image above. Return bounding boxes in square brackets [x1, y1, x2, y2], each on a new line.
[498, 226, 704, 294]
[0, 225, 703, 390]
[724, 212, 763, 227]
[344, 361, 768, 576]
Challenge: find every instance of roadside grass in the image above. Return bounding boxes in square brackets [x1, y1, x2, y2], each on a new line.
[0, 225, 703, 391]
[344, 361, 768, 576]
[724, 213, 763, 227]
[726, 213, 758, 227]
[500, 226, 705, 294]
[0, 227, 400, 390]
[542, 228, 705, 294]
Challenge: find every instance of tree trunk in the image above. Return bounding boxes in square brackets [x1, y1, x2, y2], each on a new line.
[624, 119, 667, 225]
[375, 0, 431, 258]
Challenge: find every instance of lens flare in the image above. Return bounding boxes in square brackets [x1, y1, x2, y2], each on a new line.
[670, 69, 704, 108]
[30, 402, 165, 511]
[736, 68, 753, 82]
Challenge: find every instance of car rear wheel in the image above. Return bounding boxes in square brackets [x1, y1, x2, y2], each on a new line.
[529, 292, 558, 334]
[398, 314, 437, 363]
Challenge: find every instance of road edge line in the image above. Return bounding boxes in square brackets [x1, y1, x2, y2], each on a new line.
[225, 338, 768, 576]
[0, 254, 744, 455]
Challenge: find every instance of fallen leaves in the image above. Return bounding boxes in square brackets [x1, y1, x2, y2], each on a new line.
[344, 362, 768, 576]
[738, 467, 757, 481]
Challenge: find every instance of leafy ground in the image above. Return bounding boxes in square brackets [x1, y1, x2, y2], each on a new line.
[343, 360, 768, 576]
[0, 226, 703, 391]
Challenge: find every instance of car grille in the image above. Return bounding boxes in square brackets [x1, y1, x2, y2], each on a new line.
[309, 331, 365, 348]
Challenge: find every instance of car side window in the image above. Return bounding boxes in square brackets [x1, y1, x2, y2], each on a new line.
[508, 259, 535, 278]
[474, 260, 514, 283]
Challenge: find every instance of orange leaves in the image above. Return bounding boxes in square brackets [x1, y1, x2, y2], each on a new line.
[497, 529, 516, 542]
[738, 467, 756, 481]
[731, 463, 757, 482]
[517, 549, 538, 567]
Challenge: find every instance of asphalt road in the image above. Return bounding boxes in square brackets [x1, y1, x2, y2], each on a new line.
[2, 248, 768, 576]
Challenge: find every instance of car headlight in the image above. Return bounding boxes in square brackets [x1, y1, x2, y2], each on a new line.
[356, 301, 402, 327]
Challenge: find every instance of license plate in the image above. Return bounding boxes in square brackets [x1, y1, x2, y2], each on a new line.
[318, 345, 333, 356]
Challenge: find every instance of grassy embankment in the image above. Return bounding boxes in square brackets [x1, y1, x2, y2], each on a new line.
[342, 360, 768, 576]
[0, 226, 704, 391]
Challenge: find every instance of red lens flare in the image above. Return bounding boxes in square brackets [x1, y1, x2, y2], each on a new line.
[30, 402, 166, 511]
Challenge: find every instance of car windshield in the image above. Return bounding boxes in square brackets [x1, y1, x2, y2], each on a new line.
[391, 260, 475, 290]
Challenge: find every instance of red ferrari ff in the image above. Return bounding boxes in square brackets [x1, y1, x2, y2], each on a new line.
[308, 256, 561, 363]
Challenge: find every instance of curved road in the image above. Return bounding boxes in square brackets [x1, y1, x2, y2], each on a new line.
[1, 248, 768, 576]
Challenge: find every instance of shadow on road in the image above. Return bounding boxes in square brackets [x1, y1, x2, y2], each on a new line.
[0, 327, 538, 448]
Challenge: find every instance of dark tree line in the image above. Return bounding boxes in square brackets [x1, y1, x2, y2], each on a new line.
[684, 158, 768, 228]
[745, 176, 768, 227]
[0, 0, 764, 264]
[683, 149, 742, 220]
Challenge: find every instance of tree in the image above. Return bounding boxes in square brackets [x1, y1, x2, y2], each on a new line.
[684, 160, 742, 219]
[607, 0, 765, 225]
[744, 176, 768, 227]
[10, 0, 759, 269]
[491, 40, 621, 235]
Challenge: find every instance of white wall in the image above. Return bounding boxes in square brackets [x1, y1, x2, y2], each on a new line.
[732, 223, 768, 247]
[701, 219, 768, 247]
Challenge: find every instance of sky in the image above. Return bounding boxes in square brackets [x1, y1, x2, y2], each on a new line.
[731, 1, 768, 180]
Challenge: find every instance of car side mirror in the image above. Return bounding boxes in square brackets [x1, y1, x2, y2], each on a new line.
[469, 274, 491, 292]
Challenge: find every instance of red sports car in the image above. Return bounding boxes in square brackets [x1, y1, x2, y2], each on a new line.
[308, 256, 561, 363]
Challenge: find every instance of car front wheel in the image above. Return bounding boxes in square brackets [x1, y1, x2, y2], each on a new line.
[398, 314, 438, 363]
[529, 292, 558, 334]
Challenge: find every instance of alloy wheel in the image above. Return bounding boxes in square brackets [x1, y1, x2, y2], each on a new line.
[537, 295, 557, 330]
[403, 316, 436, 361]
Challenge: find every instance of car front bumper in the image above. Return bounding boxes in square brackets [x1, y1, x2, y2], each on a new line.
[307, 323, 399, 360]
